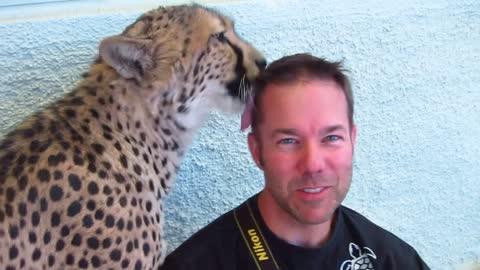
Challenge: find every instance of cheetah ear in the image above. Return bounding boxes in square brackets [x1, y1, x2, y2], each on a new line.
[99, 35, 154, 81]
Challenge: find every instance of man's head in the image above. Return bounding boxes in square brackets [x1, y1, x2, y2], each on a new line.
[247, 53, 356, 239]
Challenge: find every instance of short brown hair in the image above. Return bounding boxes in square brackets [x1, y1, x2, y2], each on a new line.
[251, 53, 354, 135]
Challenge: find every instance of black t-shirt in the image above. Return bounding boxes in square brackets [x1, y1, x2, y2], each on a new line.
[162, 194, 430, 270]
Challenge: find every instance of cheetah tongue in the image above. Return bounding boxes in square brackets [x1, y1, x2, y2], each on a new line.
[240, 97, 254, 131]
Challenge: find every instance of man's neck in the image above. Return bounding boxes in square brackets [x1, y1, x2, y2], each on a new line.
[257, 191, 336, 248]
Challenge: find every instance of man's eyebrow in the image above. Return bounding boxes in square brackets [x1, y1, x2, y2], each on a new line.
[270, 125, 347, 137]
[323, 125, 347, 134]
[271, 128, 298, 137]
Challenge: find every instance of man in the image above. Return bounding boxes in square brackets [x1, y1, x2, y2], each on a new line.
[162, 53, 430, 269]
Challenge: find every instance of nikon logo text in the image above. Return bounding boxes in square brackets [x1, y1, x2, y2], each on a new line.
[248, 229, 269, 261]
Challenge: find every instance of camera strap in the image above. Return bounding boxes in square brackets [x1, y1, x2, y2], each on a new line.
[233, 199, 281, 270]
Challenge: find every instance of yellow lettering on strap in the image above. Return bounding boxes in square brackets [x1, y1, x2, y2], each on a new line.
[233, 199, 281, 270]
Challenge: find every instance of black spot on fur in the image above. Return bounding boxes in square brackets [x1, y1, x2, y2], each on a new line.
[114, 173, 125, 183]
[146, 201, 152, 212]
[88, 163, 97, 173]
[110, 249, 122, 261]
[9, 245, 19, 260]
[51, 211, 61, 226]
[103, 132, 113, 140]
[98, 170, 107, 179]
[66, 254, 74, 265]
[18, 202, 27, 216]
[48, 153, 66, 167]
[31, 211, 40, 226]
[116, 218, 125, 231]
[89, 109, 100, 119]
[61, 225, 70, 237]
[5, 203, 13, 217]
[107, 197, 114, 207]
[54, 170, 63, 180]
[177, 104, 188, 113]
[143, 243, 150, 256]
[73, 154, 85, 166]
[70, 96, 84, 105]
[21, 128, 36, 139]
[134, 260, 142, 270]
[68, 174, 82, 191]
[55, 239, 65, 251]
[91, 256, 101, 267]
[88, 182, 99, 195]
[93, 144, 106, 157]
[114, 141, 122, 151]
[87, 236, 100, 250]
[49, 185, 64, 201]
[133, 164, 142, 176]
[135, 181, 143, 192]
[28, 231, 37, 243]
[29, 140, 40, 152]
[101, 238, 111, 249]
[48, 255, 55, 267]
[67, 201, 82, 217]
[6, 187, 15, 202]
[79, 258, 89, 268]
[27, 186, 38, 203]
[32, 248, 42, 261]
[119, 154, 128, 168]
[9, 225, 19, 239]
[40, 198, 48, 212]
[65, 109, 77, 118]
[83, 215, 94, 228]
[43, 231, 51, 244]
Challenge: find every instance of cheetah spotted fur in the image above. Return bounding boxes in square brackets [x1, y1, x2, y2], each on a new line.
[0, 4, 265, 269]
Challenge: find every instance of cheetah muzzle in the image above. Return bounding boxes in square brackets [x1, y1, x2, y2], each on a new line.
[0, 4, 265, 269]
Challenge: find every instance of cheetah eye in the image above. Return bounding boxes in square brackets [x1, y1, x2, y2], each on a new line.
[211, 31, 227, 43]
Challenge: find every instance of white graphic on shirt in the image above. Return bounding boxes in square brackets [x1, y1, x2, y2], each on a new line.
[340, 242, 377, 270]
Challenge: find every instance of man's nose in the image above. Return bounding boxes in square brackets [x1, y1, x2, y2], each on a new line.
[300, 142, 325, 174]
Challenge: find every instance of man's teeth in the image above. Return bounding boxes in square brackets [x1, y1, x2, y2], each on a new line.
[303, 188, 324, 193]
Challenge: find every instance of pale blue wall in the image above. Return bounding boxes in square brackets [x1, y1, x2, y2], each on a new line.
[1, 0, 479, 269]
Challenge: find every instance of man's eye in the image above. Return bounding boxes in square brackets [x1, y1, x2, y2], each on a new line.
[324, 135, 342, 142]
[278, 138, 297, 145]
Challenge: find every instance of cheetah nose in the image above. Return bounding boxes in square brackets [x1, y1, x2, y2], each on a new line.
[255, 58, 267, 71]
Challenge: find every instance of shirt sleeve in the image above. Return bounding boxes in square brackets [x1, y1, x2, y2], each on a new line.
[161, 253, 196, 270]
[381, 247, 431, 270]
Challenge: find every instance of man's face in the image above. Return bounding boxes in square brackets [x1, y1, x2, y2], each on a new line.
[248, 79, 356, 226]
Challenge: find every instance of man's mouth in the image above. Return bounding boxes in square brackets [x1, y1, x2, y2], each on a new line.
[302, 187, 325, 194]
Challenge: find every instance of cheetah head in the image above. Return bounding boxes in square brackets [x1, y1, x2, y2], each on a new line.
[98, 4, 266, 125]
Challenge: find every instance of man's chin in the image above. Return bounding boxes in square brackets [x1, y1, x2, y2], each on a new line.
[290, 205, 338, 226]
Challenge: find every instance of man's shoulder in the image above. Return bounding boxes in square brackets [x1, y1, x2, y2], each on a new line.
[340, 205, 413, 248]
[339, 205, 429, 269]
[163, 209, 237, 264]
[162, 202, 253, 270]
[340, 205, 394, 234]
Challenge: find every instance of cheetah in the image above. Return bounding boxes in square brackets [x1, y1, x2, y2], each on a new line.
[0, 4, 265, 269]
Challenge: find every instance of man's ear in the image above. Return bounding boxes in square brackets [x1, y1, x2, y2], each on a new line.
[350, 125, 357, 151]
[248, 132, 264, 170]
[99, 35, 154, 81]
